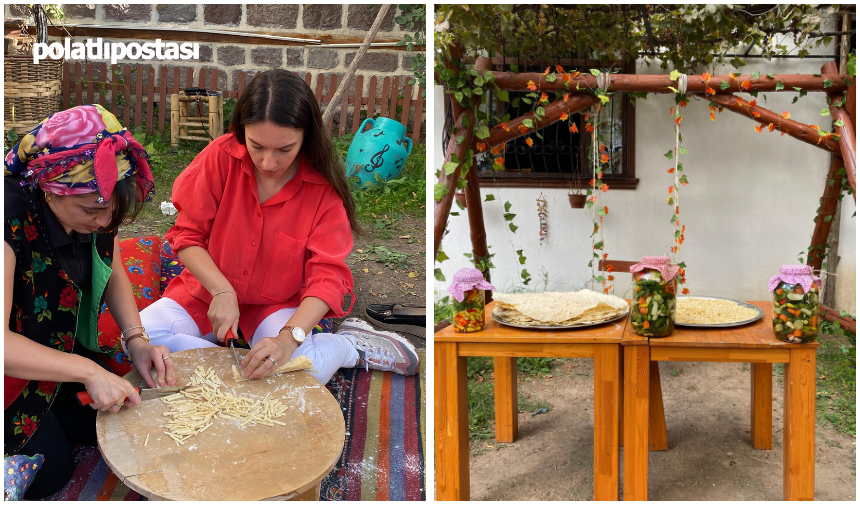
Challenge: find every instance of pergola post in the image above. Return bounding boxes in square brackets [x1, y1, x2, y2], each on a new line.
[807, 156, 846, 273]
[822, 62, 856, 200]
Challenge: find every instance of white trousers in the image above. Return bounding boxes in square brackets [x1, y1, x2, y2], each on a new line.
[139, 297, 359, 384]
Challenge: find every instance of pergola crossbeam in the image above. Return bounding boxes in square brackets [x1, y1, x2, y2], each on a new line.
[823, 62, 856, 196]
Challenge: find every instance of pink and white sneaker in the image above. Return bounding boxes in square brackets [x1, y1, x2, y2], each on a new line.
[338, 318, 419, 375]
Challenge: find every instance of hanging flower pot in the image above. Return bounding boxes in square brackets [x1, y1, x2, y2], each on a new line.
[455, 190, 467, 208]
[568, 193, 586, 208]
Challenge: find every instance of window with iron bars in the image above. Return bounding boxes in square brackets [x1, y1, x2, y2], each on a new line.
[444, 56, 639, 190]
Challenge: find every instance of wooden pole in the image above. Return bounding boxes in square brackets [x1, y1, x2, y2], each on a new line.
[807, 156, 845, 274]
[491, 71, 849, 94]
[822, 62, 856, 199]
[321, 5, 390, 126]
[703, 93, 842, 155]
[471, 94, 601, 151]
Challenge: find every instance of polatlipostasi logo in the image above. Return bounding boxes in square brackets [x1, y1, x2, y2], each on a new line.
[33, 38, 199, 65]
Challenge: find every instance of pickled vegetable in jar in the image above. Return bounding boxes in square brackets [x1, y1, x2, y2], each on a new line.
[446, 267, 496, 333]
[452, 288, 485, 332]
[629, 256, 680, 338]
[769, 265, 822, 343]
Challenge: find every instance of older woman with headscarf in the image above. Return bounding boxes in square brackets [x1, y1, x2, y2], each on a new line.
[4, 104, 175, 499]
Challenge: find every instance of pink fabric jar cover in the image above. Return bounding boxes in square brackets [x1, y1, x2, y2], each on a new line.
[768, 265, 822, 294]
[629, 256, 680, 282]
[447, 267, 496, 302]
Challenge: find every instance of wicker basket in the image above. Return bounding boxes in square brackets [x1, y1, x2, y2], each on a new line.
[4, 55, 63, 134]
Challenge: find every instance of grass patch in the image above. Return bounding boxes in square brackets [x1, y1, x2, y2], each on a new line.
[816, 333, 855, 436]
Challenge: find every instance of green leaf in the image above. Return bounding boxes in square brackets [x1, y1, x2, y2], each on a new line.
[669, 69, 682, 81]
[598, 94, 610, 104]
[752, 71, 760, 80]
[484, 194, 496, 202]
[834, 119, 844, 127]
[820, 108, 831, 116]
[443, 161, 459, 175]
[775, 82, 784, 91]
[434, 268, 445, 282]
[679, 174, 689, 184]
[823, 79, 833, 88]
[434, 183, 449, 202]
[522, 119, 534, 128]
[454, 91, 463, 103]
[720, 80, 730, 90]
[813, 72, 821, 77]
[664, 150, 674, 159]
[545, 73, 557, 83]
[521, 269, 531, 279]
[509, 223, 518, 233]
[679, 146, 688, 154]
[475, 125, 490, 139]
[675, 230, 682, 238]
[504, 201, 512, 213]
[474, 75, 484, 87]
[455, 135, 465, 144]
[766, 73, 775, 79]
[436, 250, 450, 262]
[496, 90, 510, 102]
[590, 68, 601, 77]
[503, 212, 516, 221]
[597, 207, 607, 216]
[667, 86, 679, 93]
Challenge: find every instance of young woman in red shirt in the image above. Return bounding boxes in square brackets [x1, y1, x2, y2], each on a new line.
[140, 69, 418, 382]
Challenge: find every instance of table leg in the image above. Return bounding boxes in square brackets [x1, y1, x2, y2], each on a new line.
[435, 342, 470, 501]
[750, 362, 773, 449]
[648, 361, 668, 451]
[493, 357, 518, 443]
[623, 345, 649, 501]
[619, 349, 624, 447]
[593, 344, 619, 500]
[783, 348, 815, 500]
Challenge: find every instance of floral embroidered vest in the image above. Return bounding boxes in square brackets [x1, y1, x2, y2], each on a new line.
[4, 178, 115, 455]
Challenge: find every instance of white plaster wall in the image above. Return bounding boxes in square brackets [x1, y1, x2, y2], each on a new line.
[435, 48, 856, 316]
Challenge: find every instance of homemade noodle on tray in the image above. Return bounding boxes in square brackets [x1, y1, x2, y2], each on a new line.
[493, 290, 628, 327]
[676, 297, 760, 325]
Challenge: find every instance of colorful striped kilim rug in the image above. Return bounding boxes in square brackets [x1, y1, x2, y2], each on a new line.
[40, 352, 425, 501]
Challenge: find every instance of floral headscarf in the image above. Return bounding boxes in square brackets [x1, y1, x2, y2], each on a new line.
[4, 104, 155, 204]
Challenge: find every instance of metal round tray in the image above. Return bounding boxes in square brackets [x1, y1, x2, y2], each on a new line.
[674, 296, 764, 328]
[491, 307, 629, 330]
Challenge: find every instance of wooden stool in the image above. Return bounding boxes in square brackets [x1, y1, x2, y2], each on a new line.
[170, 93, 224, 146]
[96, 347, 344, 501]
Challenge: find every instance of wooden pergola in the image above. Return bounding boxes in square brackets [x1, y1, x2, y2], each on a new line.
[435, 47, 856, 326]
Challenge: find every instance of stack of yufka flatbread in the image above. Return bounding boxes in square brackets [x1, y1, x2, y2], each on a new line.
[493, 290, 628, 327]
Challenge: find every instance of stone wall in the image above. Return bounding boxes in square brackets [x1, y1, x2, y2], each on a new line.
[7, 4, 423, 98]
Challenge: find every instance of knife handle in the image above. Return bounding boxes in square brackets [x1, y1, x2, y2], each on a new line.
[77, 387, 140, 407]
[225, 328, 237, 345]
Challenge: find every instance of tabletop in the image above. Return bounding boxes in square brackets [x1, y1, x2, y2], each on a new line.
[434, 301, 628, 344]
[95, 347, 345, 501]
[622, 300, 820, 349]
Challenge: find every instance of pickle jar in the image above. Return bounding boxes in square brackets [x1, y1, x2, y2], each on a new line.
[447, 268, 496, 333]
[769, 265, 822, 343]
[629, 256, 680, 338]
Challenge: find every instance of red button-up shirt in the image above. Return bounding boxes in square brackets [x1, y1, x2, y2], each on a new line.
[163, 134, 354, 337]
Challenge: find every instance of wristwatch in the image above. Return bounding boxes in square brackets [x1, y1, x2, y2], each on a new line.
[123, 330, 150, 346]
[281, 325, 306, 343]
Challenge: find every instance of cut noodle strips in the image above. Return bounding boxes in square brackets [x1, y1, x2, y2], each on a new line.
[676, 298, 759, 325]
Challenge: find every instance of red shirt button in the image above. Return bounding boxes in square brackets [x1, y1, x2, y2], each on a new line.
[243, 270, 249, 275]
[251, 241, 256, 246]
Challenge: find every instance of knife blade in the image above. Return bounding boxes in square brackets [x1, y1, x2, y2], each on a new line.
[225, 328, 242, 371]
[76, 384, 190, 406]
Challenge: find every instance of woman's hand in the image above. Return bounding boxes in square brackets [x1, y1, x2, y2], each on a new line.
[240, 333, 299, 380]
[81, 364, 142, 413]
[127, 338, 176, 388]
[208, 291, 240, 342]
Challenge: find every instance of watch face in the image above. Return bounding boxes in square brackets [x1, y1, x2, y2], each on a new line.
[292, 327, 306, 342]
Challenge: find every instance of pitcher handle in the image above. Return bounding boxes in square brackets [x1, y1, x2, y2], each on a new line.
[356, 118, 375, 135]
[402, 137, 413, 157]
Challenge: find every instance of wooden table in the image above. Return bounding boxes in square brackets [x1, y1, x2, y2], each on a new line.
[435, 301, 627, 500]
[96, 347, 345, 501]
[621, 301, 817, 500]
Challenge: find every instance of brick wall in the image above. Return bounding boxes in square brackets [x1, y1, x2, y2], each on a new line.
[7, 4, 422, 98]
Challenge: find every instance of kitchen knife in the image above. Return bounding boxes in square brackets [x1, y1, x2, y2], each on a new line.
[76, 385, 190, 406]
[225, 328, 242, 371]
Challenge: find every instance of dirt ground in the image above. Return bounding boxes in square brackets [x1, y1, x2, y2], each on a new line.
[469, 359, 856, 500]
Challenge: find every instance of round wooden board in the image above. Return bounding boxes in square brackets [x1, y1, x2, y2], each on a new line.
[96, 347, 345, 501]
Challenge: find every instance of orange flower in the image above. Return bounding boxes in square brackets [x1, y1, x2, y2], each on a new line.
[490, 144, 503, 155]
[752, 112, 761, 118]
[607, 275, 615, 281]
[606, 264, 615, 273]
[768, 123, 775, 132]
[477, 142, 487, 152]
[782, 111, 791, 119]
[678, 100, 688, 108]
[706, 86, 716, 95]
[702, 72, 711, 83]
[494, 157, 505, 166]
[543, 67, 550, 76]
[599, 143, 606, 152]
[682, 288, 690, 295]
[666, 196, 673, 204]
[667, 168, 675, 173]
[754, 124, 763, 133]
[563, 92, 569, 102]
[736, 96, 743, 106]
[527, 80, 537, 91]
[709, 112, 716, 121]
[525, 137, 534, 147]
[675, 206, 680, 215]
[585, 123, 594, 133]
[669, 186, 674, 194]
[590, 178, 596, 186]
[674, 115, 682, 126]
[810, 124, 820, 130]
[670, 106, 674, 116]
[597, 172, 603, 180]
[501, 122, 511, 132]
[559, 112, 568, 121]
[600, 153, 609, 163]
[741, 80, 750, 90]
[589, 196, 597, 203]
[603, 286, 611, 294]
[569, 123, 578, 134]
[563, 73, 571, 84]
[518, 124, 529, 134]
[555, 64, 564, 74]
[540, 92, 549, 103]
[584, 113, 590, 121]
[571, 71, 580, 79]
[603, 205, 609, 215]
[748, 99, 757, 108]
[601, 184, 608, 193]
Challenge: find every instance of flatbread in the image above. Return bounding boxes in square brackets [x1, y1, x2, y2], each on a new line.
[493, 290, 628, 327]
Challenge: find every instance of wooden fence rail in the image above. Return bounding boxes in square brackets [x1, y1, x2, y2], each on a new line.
[61, 62, 425, 142]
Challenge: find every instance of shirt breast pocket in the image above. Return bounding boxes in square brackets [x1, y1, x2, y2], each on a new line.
[261, 231, 308, 301]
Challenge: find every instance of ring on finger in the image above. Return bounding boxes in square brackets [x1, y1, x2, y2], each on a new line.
[163, 355, 171, 361]
[267, 357, 277, 367]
